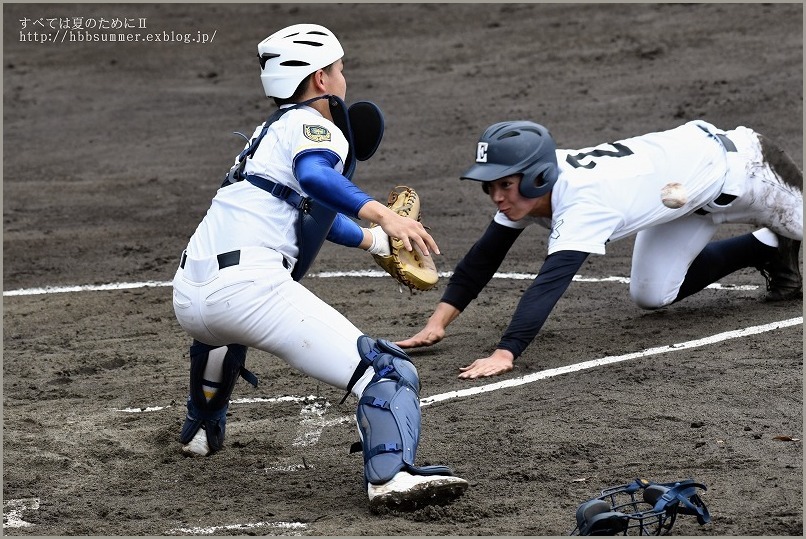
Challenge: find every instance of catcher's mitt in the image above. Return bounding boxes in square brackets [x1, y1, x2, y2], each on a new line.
[371, 186, 439, 291]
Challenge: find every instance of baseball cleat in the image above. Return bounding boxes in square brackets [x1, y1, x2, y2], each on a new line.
[367, 471, 468, 512]
[181, 428, 210, 457]
[758, 237, 802, 301]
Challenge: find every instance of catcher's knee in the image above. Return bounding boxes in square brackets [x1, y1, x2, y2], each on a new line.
[179, 340, 257, 453]
[355, 335, 460, 485]
[352, 336, 421, 484]
[345, 335, 456, 484]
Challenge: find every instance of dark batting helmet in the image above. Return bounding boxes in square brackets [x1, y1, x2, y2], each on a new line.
[460, 121, 559, 198]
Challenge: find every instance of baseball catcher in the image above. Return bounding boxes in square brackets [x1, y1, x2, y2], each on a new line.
[171, 23, 467, 512]
[367, 186, 439, 291]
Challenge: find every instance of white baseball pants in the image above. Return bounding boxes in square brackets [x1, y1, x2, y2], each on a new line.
[629, 126, 803, 308]
[172, 246, 374, 396]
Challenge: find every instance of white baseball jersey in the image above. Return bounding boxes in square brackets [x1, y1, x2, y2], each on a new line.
[174, 105, 375, 397]
[185, 105, 349, 268]
[491, 119, 802, 307]
[493, 120, 728, 255]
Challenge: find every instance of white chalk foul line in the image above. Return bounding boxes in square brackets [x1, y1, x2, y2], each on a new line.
[165, 521, 307, 536]
[116, 318, 801, 413]
[3, 280, 171, 296]
[3, 497, 40, 529]
[2, 271, 759, 296]
[114, 395, 320, 413]
[419, 316, 802, 407]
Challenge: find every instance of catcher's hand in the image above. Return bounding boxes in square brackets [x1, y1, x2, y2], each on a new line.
[370, 186, 439, 291]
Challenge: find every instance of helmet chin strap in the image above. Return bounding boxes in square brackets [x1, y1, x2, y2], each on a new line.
[289, 94, 332, 110]
[296, 94, 344, 124]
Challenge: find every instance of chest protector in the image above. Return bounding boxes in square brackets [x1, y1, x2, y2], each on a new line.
[222, 95, 384, 281]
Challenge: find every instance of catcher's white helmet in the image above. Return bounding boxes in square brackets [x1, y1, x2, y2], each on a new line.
[257, 23, 344, 99]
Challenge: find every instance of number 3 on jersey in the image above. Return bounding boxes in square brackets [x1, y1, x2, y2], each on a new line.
[565, 142, 634, 169]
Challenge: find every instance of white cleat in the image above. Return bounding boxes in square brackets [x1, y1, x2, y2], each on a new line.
[181, 428, 210, 457]
[367, 471, 468, 512]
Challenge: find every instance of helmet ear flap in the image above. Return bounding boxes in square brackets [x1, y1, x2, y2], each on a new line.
[518, 163, 558, 198]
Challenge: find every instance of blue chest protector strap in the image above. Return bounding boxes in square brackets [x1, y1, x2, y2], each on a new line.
[221, 94, 385, 281]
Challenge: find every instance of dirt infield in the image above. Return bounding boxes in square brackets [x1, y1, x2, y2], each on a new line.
[3, 3, 803, 536]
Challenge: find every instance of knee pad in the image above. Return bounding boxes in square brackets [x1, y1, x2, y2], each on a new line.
[179, 340, 257, 453]
[355, 337, 420, 484]
[353, 336, 452, 484]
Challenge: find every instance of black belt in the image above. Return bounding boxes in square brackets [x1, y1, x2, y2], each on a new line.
[179, 249, 291, 270]
[694, 193, 738, 215]
[713, 133, 737, 152]
[180, 250, 241, 270]
[693, 126, 738, 215]
[696, 124, 737, 153]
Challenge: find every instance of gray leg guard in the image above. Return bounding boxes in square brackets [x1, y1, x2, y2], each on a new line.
[353, 336, 454, 485]
[178, 340, 257, 453]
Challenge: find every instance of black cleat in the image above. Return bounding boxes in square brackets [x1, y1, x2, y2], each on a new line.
[758, 237, 802, 301]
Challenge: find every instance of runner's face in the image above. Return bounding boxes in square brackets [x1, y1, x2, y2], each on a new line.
[484, 175, 537, 221]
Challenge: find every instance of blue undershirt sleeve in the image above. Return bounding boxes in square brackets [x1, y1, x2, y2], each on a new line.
[326, 213, 364, 247]
[293, 150, 373, 218]
[496, 250, 588, 359]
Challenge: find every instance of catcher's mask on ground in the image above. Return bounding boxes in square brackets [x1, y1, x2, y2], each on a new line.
[257, 23, 344, 99]
[460, 120, 559, 199]
[570, 478, 711, 536]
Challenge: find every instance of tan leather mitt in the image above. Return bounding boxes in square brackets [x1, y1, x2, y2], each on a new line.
[370, 186, 439, 291]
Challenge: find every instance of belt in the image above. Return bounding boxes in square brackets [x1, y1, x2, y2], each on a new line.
[693, 126, 738, 215]
[179, 250, 241, 270]
[694, 193, 737, 215]
[696, 124, 737, 153]
[179, 249, 291, 270]
[713, 133, 737, 152]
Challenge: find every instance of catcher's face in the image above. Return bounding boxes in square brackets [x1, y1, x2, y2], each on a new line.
[321, 58, 346, 100]
[484, 175, 545, 220]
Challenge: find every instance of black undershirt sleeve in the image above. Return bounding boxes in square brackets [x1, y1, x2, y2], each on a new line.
[440, 220, 524, 312]
[496, 249, 589, 359]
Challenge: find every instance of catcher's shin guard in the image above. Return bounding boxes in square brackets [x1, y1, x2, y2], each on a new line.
[179, 340, 257, 454]
[352, 336, 454, 485]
